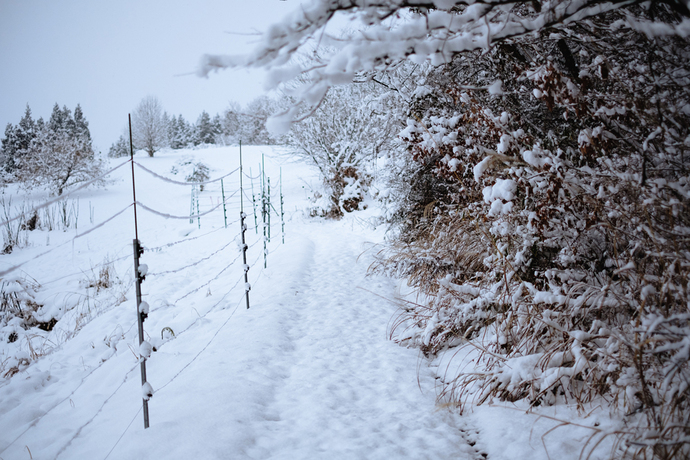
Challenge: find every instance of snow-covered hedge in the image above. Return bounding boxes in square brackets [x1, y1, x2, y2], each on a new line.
[374, 8, 690, 458]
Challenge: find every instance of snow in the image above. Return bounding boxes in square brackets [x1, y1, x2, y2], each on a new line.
[138, 341, 153, 360]
[483, 178, 516, 203]
[473, 156, 492, 182]
[0, 145, 616, 460]
[487, 79, 503, 95]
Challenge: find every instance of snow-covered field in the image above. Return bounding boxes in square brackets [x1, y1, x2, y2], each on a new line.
[0, 146, 613, 460]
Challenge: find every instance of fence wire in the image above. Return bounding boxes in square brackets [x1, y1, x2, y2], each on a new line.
[0, 151, 282, 454]
[133, 162, 239, 186]
[0, 159, 130, 229]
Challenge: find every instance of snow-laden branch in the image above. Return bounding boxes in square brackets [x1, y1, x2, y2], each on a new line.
[198, 0, 689, 131]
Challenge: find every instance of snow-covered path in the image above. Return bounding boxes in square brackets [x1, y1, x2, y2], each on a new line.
[1, 147, 483, 459]
[98, 220, 479, 460]
[245, 224, 476, 459]
[1, 147, 607, 460]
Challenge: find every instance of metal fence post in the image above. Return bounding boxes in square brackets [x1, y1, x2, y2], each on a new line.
[239, 141, 250, 309]
[221, 178, 227, 228]
[128, 114, 150, 429]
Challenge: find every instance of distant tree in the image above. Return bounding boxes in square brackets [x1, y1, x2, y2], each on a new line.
[288, 82, 400, 216]
[240, 96, 278, 145]
[131, 96, 167, 157]
[72, 104, 91, 141]
[15, 105, 37, 153]
[0, 105, 39, 175]
[211, 114, 222, 144]
[180, 116, 194, 147]
[35, 117, 45, 132]
[108, 134, 130, 158]
[19, 106, 103, 195]
[220, 102, 242, 144]
[167, 116, 180, 149]
[161, 111, 171, 147]
[1, 123, 19, 173]
[194, 111, 216, 145]
[168, 114, 193, 149]
[48, 103, 75, 135]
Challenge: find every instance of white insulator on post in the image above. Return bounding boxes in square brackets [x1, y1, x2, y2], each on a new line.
[139, 340, 153, 360]
[142, 382, 154, 401]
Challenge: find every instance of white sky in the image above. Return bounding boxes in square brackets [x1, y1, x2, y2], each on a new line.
[0, 0, 297, 153]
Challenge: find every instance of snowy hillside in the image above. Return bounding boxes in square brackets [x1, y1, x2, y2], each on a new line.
[0, 146, 615, 460]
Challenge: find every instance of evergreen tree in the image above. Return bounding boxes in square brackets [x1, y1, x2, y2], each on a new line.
[161, 111, 171, 148]
[195, 111, 215, 145]
[211, 114, 222, 144]
[1, 123, 19, 173]
[108, 134, 130, 157]
[48, 103, 67, 134]
[61, 106, 76, 136]
[168, 115, 193, 149]
[35, 117, 45, 132]
[177, 115, 193, 148]
[15, 104, 37, 153]
[72, 104, 91, 141]
[168, 115, 180, 149]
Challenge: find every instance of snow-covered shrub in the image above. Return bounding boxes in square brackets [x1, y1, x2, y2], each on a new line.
[184, 162, 210, 191]
[287, 81, 402, 218]
[0, 197, 81, 253]
[374, 7, 690, 458]
[204, 0, 690, 455]
[1, 257, 128, 379]
[171, 158, 211, 191]
[0, 277, 42, 334]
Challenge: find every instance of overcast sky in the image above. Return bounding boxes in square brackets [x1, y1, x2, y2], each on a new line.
[0, 0, 297, 153]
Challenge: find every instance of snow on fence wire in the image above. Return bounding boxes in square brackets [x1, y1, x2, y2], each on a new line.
[126, 135, 270, 429]
[0, 204, 133, 278]
[0, 159, 131, 231]
[0, 140, 287, 460]
[102, 149, 273, 458]
[0, 135, 283, 441]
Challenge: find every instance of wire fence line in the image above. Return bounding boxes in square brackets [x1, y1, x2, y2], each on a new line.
[148, 239, 236, 276]
[143, 226, 227, 252]
[173, 247, 246, 303]
[101, 251, 260, 459]
[151, 243, 270, 396]
[0, 158, 243, 278]
[0, 159, 131, 229]
[0, 149, 288, 450]
[133, 162, 240, 186]
[136, 199, 228, 220]
[104, 257, 260, 460]
[36, 252, 133, 288]
[0, 204, 133, 278]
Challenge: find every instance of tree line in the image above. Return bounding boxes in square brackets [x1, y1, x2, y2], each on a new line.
[109, 95, 281, 158]
[0, 103, 102, 195]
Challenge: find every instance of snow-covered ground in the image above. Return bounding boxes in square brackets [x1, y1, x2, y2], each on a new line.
[0, 146, 613, 460]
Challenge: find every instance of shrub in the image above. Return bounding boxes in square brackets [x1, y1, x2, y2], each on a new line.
[374, 6, 690, 457]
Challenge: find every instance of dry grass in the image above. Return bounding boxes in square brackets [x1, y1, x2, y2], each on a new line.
[375, 199, 690, 458]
